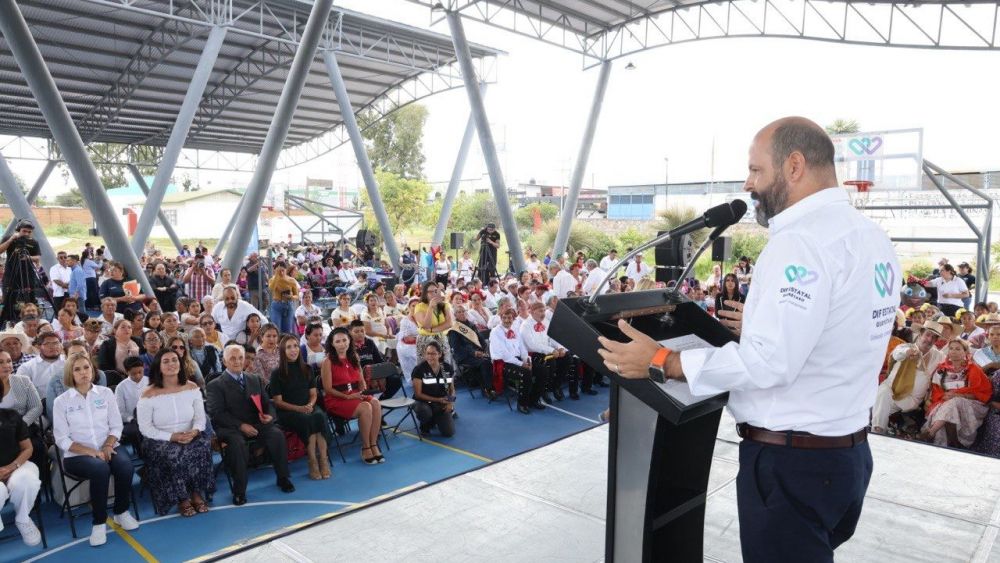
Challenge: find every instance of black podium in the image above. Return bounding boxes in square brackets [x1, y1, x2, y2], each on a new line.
[550, 289, 737, 563]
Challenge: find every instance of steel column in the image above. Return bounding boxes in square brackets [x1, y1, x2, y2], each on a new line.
[222, 0, 334, 274]
[214, 194, 246, 257]
[126, 165, 184, 254]
[446, 11, 525, 273]
[322, 51, 402, 274]
[0, 152, 56, 270]
[432, 86, 483, 247]
[553, 60, 611, 258]
[0, 0, 152, 295]
[132, 25, 228, 255]
[3, 159, 55, 239]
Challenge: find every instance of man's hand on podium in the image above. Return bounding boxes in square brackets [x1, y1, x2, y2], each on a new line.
[597, 319, 683, 381]
[718, 299, 744, 336]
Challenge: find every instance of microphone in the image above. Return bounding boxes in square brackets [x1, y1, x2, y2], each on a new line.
[585, 200, 748, 307]
[674, 200, 748, 285]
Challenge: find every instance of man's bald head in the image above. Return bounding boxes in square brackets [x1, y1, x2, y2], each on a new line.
[757, 117, 835, 174]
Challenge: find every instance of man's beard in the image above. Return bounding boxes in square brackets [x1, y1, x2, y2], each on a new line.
[751, 172, 789, 228]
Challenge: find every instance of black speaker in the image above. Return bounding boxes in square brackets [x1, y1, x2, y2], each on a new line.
[654, 232, 694, 284]
[356, 229, 375, 248]
[88, 227, 100, 237]
[711, 236, 732, 262]
[449, 232, 464, 250]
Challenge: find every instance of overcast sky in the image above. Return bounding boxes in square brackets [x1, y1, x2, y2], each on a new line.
[4, 1, 999, 196]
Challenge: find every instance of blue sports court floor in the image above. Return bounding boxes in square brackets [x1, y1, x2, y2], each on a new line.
[2, 382, 608, 563]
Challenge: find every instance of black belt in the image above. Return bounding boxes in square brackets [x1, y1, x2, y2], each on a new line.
[737, 423, 867, 449]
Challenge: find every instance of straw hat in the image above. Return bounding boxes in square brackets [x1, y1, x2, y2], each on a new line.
[0, 329, 30, 349]
[921, 320, 944, 337]
[936, 316, 956, 329]
[976, 313, 1000, 330]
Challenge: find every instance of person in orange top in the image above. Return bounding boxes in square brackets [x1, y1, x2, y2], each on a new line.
[919, 338, 993, 447]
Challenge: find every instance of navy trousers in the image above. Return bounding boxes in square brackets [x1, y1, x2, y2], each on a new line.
[737, 439, 873, 563]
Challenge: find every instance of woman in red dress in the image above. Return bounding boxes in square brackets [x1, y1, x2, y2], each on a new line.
[320, 327, 385, 464]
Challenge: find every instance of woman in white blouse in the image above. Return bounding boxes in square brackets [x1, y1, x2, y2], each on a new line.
[137, 348, 214, 517]
[396, 298, 420, 383]
[53, 352, 139, 546]
[928, 263, 970, 318]
[361, 293, 391, 354]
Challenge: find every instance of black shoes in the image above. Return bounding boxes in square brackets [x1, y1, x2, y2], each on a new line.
[232, 494, 247, 506]
[277, 477, 295, 493]
[517, 404, 531, 415]
[542, 393, 555, 404]
[531, 401, 546, 410]
[552, 389, 564, 401]
[584, 389, 599, 396]
[569, 392, 580, 400]
[419, 423, 433, 436]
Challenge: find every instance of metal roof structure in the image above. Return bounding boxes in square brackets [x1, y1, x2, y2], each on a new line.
[0, 0, 502, 167]
[412, 1, 1000, 65]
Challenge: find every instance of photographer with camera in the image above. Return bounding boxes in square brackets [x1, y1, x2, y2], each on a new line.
[183, 254, 215, 305]
[475, 223, 500, 284]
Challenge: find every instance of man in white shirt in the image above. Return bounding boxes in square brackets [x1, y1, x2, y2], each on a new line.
[580, 259, 607, 296]
[489, 308, 534, 414]
[871, 322, 944, 434]
[212, 287, 265, 343]
[519, 302, 569, 403]
[16, 332, 64, 404]
[624, 253, 651, 285]
[549, 263, 576, 299]
[49, 252, 72, 311]
[596, 117, 899, 562]
[600, 249, 618, 271]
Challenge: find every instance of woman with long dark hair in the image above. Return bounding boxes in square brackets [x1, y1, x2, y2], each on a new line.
[137, 348, 214, 516]
[715, 273, 745, 320]
[413, 280, 453, 362]
[271, 334, 330, 480]
[320, 327, 384, 465]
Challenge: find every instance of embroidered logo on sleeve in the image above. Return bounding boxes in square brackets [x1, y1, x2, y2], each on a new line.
[874, 262, 895, 298]
[784, 265, 818, 285]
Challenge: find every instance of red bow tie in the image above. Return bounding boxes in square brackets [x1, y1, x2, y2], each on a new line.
[505, 329, 515, 339]
[534, 322, 545, 332]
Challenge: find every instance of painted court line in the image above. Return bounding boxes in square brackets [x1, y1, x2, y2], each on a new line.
[545, 403, 603, 424]
[108, 519, 157, 563]
[270, 540, 314, 563]
[398, 431, 494, 462]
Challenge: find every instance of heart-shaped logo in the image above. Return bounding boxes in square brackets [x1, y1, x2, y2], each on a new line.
[785, 265, 818, 285]
[848, 136, 884, 156]
[874, 262, 894, 298]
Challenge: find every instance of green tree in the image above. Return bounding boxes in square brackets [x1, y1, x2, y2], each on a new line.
[514, 203, 559, 229]
[51, 143, 162, 189]
[448, 192, 500, 233]
[825, 119, 860, 135]
[359, 105, 428, 179]
[358, 170, 431, 235]
[54, 188, 86, 207]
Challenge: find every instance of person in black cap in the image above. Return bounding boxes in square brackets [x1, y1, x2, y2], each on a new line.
[475, 223, 500, 284]
[0, 221, 46, 328]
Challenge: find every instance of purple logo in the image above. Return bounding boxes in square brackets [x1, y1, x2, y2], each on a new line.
[848, 136, 883, 156]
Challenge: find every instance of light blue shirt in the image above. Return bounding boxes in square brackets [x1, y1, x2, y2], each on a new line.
[68, 264, 88, 301]
[82, 258, 100, 279]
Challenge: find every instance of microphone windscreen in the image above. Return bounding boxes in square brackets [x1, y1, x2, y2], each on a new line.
[729, 199, 748, 222]
[702, 202, 736, 228]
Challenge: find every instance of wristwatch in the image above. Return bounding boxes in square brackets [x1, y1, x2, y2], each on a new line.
[649, 347, 672, 383]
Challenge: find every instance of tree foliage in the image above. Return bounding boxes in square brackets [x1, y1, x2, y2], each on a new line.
[358, 170, 431, 236]
[51, 143, 163, 189]
[514, 203, 559, 229]
[825, 119, 861, 135]
[359, 104, 428, 180]
[447, 192, 501, 233]
[54, 188, 86, 207]
[528, 220, 616, 260]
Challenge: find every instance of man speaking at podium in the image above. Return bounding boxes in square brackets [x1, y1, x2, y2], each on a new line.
[598, 117, 900, 562]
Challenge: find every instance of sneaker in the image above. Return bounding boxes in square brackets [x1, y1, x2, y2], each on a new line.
[16, 520, 41, 547]
[90, 524, 107, 547]
[113, 511, 140, 531]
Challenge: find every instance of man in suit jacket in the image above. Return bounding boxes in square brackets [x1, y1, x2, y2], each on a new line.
[207, 344, 294, 505]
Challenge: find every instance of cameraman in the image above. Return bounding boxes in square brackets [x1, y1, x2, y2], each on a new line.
[183, 253, 215, 304]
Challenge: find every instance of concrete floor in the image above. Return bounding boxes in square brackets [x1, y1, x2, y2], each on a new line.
[230, 410, 1000, 563]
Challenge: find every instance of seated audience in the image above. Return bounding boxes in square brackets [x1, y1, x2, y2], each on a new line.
[411, 342, 456, 437]
[53, 352, 139, 546]
[16, 332, 65, 403]
[53, 308, 84, 343]
[872, 323, 945, 434]
[97, 297, 124, 338]
[165, 336, 206, 389]
[321, 328, 384, 464]
[300, 324, 327, 375]
[140, 331, 164, 377]
[919, 339, 993, 447]
[206, 344, 294, 506]
[395, 299, 420, 382]
[97, 319, 141, 386]
[270, 334, 330, 480]
[957, 309, 987, 349]
[252, 324, 281, 385]
[199, 314, 224, 351]
[137, 348, 214, 516]
[189, 328, 222, 383]
[329, 293, 356, 329]
[46, 341, 108, 415]
[349, 320, 401, 400]
[0, 406, 42, 546]
[450, 305, 493, 398]
[975, 325, 1000, 457]
[212, 287, 264, 343]
[114, 356, 147, 450]
[489, 308, 535, 415]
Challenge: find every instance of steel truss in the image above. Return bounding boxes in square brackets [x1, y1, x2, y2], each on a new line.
[283, 193, 363, 245]
[416, 1, 1000, 67]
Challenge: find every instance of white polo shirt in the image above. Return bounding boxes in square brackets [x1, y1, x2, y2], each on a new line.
[680, 188, 901, 436]
[53, 385, 123, 458]
[927, 276, 968, 308]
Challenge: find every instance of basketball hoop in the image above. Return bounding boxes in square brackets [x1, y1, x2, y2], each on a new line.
[844, 180, 873, 208]
[844, 180, 873, 193]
